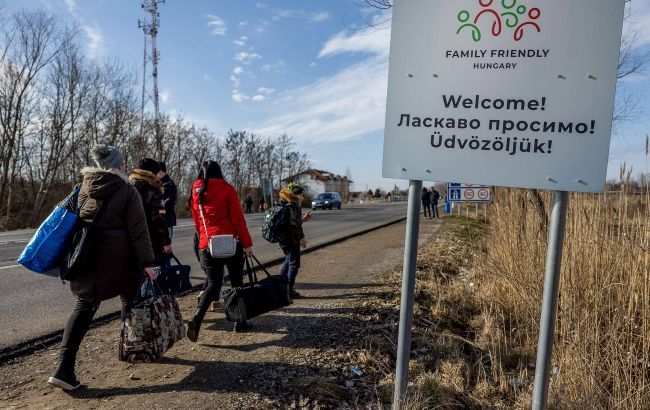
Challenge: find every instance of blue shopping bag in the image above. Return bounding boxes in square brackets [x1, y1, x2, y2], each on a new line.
[17, 187, 80, 274]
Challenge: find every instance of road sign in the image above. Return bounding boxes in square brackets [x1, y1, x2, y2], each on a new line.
[382, 0, 625, 193]
[447, 183, 492, 203]
[261, 178, 273, 196]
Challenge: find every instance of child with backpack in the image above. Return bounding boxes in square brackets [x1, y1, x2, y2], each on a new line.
[278, 183, 311, 299]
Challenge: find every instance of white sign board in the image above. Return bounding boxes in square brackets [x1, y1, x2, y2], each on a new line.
[382, 0, 625, 193]
[448, 183, 492, 203]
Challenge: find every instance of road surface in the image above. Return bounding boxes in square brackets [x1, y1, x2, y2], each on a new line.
[0, 203, 407, 348]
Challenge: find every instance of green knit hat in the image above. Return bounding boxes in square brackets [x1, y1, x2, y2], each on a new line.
[287, 182, 304, 195]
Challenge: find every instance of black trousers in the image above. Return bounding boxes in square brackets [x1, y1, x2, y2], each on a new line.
[422, 202, 432, 218]
[195, 244, 245, 325]
[58, 293, 134, 369]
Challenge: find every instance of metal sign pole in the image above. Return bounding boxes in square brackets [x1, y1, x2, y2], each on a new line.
[532, 191, 569, 410]
[392, 180, 422, 409]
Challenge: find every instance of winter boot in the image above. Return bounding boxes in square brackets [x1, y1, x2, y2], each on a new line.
[186, 310, 203, 343]
[48, 352, 80, 391]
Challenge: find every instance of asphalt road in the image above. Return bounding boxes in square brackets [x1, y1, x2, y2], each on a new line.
[0, 203, 407, 349]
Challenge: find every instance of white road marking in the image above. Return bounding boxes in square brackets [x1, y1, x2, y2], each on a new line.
[0, 264, 21, 270]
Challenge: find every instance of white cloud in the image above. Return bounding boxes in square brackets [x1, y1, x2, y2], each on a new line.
[159, 89, 170, 104]
[310, 62, 318, 67]
[252, 95, 267, 102]
[309, 11, 330, 22]
[252, 20, 391, 143]
[203, 74, 212, 81]
[319, 26, 391, 58]
[206, 14, 227, 36]
[233, 66, 244, 75]
[232, 90, 249, 103]
[63, 0, 76, 13]
[261, 60, 285, 72]
[82, 22, 104, 59]
[229, 75, 240, 87]
[233, 36, 248, 47]
[625, 2, 650, 46]
[234, 52, 261, 64]
[238, 21, 248, 29]
[257, 87, 275, 95]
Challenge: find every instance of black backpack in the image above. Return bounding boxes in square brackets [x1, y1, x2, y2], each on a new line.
[261, 204, 289, 243]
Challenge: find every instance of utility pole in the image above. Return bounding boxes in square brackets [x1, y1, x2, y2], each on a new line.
[138, 0, 164, 159]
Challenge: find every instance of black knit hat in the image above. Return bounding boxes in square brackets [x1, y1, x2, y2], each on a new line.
[158, 161, 167, 172]
[138, 158, 160, 174]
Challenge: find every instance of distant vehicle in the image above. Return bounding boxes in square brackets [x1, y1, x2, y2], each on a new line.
[312, 192, 342, 210]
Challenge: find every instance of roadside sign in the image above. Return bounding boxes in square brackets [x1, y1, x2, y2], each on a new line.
[382, 0, 625, 193]
[261, 177, 273, 196]
[447, 183, 492, 203]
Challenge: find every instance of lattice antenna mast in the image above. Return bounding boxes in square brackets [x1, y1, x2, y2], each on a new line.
[138, 0, 164, 157]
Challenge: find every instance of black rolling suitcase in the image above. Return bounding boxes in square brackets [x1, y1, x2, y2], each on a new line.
[224, 255, 292, 322]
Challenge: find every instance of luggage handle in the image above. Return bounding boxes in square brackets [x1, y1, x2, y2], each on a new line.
[250, 254, 273, 279]
[244, 256, 258, 285]
[168, 253, 182, 266]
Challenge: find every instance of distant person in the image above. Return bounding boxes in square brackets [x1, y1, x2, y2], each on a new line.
[258, 196, 266, 212]
[158, 161, 177, 239]
[279, 183, 311, 299]
[130, 158, 172, 266]
[244, 195, 253, 214]
[421, 187, 432, 219]
[188, 160, 254, 340]
[431, 187, 440, 218]
[48, 145, 157, 391]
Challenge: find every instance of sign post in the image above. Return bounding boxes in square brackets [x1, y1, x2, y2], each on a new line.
[392, 180, 422, 409]
[532, 191, 568, 409]
[382, 1, 625, 408]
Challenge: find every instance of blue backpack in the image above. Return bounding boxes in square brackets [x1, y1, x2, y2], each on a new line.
[261, 204, 289, 243]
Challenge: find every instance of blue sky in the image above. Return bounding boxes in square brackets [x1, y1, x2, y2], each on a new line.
[13, 0, 650, 190]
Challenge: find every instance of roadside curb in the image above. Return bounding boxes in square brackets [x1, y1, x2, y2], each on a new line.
[0, 216, 407, 365]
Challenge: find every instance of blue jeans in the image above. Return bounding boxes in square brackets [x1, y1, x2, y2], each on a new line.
[280, 243, 301, 290]
[432, 202, 440, 218]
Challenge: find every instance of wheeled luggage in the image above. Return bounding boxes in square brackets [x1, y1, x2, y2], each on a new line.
[157, 254, 192, 294]
[120, 279, 185, 363]
[223, 255, 292, 322]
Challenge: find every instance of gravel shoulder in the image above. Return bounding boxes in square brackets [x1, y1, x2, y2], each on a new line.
[0, 218, 444, 409]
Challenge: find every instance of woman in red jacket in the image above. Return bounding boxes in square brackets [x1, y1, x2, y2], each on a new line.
[188, 160, 254, 340]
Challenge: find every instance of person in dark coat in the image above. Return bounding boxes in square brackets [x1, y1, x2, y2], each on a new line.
[48, 145, 157, 391]
[258, 196, 266, 212]
[244, 195, 253, 214]
[129, 158, 172, 265]
[278, 183, 311, 299]
[430, 187, 441, 218]
[421, 187, 432, 219]
[158, 161, 177, 239]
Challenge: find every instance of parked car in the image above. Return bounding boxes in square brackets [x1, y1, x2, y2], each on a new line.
[312, 192, 342, 210]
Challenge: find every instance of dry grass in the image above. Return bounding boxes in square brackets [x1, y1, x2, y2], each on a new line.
[358, 189, 648, 409]
[478, 189, 650, 409]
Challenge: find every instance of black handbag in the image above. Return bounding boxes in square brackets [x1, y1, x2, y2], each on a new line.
[223, 255, 292, 322]
[157, 254, 192, 294]
[59, 192, 114, 281]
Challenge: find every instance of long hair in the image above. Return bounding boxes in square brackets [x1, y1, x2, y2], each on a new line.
[196, 160, 224, 204]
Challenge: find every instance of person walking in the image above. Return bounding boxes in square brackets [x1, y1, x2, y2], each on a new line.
[188, 160, 254, 340]
[278, 183, 311, 299]
[258, 196, 266, 212]
[130, 158, 172, 266]
[244, 195, 253, 214]
[431, 187, 441, 218]
[158, 162, 177, 239]
[48, 145, 157, 391]
[421, 187, 432, 219]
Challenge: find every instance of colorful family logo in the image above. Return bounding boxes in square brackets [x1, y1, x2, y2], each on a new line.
[457, 0, 541, 42]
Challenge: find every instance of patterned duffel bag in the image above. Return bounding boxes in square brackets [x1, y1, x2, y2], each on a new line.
[120, 279, 186, 363]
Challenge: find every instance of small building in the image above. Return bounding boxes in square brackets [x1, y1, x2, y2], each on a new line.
[283, 169, 353, 201]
